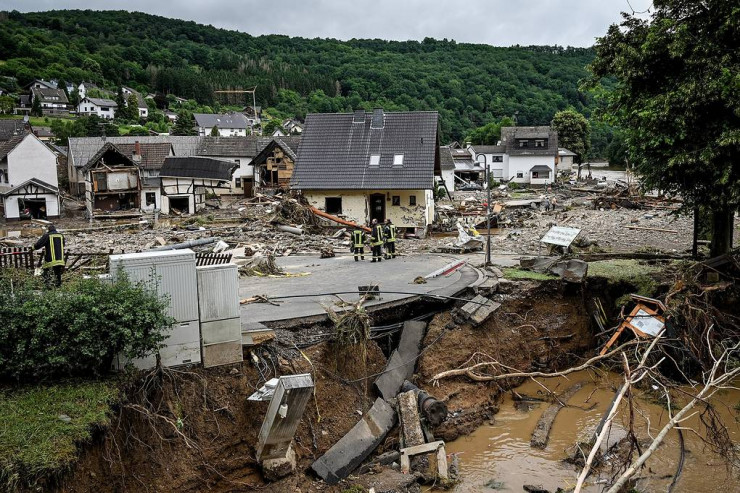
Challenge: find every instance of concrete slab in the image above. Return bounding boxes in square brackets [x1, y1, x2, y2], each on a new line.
[311, 397, 397, 485]
[375, 320, 427, 400]
[239, 253, 477, 326]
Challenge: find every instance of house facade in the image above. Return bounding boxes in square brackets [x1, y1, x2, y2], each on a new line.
[558, 147, 576, 173]
[194, 136, 270, 195]
[250, 137, 301, 196]
[0, 132, 60, 219]
[31, 87, 70, 115]
[159, 157, 236, 214]
[291, 109, 440, 233]
[194, 113, 249, 137]
[77, 97, 117, 119]
[122, 86, 149, 119]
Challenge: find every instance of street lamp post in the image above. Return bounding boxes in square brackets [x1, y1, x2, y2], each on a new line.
[476, 154, 492, 265]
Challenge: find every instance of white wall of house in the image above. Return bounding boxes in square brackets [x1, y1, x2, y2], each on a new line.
[198, 126, 247, 137]
[469, 151, 508, 181]
[198, 156, 252, 195]
[77, 99, 116, 119]
[509, 156, 555, 185]
[4, 193, 59, 219]
[440, 169, 455, 194]
[7, 135, 58, 189]
[302, 189, 433, 229]
[140, 188, 162, 212]
[559, 155, 574, 171]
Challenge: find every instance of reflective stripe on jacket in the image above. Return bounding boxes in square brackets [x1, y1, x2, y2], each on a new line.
[43, 233, 65, 268]
[352, 229, 365, 248]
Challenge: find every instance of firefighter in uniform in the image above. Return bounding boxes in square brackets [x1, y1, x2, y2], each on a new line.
[384, 219, 397, 259]
[34, 224, 65, 287]
[352, 226, 366, 261]
[370, 219, 384, 262]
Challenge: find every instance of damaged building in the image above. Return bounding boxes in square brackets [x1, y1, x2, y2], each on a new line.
[291, 109, 440, 233]
[159, 156, 237, 214]
[250, 137, 301, 196]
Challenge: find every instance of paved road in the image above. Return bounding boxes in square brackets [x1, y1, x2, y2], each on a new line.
[239, 253, 478, 326]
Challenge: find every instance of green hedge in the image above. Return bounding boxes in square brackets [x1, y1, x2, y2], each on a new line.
[0, 271, 174, 381]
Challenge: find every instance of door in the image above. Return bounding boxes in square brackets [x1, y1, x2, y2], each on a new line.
[369, 193, 386, 224]
[243, 178, 253, 198]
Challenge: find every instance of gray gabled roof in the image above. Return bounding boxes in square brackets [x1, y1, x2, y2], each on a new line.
[31, 87, 69, 104]
[160, 156, 236, 180]
[194, 113, 249, 130]
[439, 146, 455, 170]
[83, 97, 117, 108]
[0, 119, 30, 140]
[196, 136, 272, 158]
[501, 126, 558, 157]
[470, 144, 506, 154]
[291, 110, 439, 190]
[69, 136, 202, 169]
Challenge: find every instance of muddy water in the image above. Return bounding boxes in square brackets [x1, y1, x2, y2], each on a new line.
[446, 371, 740, 492]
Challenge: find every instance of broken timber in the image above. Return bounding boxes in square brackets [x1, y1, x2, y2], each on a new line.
[399, 441, 449, 480]
[459, 295, 501, 326]
[530, 382, 584, 448]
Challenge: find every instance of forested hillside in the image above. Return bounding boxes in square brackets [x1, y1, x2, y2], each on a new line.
[0, 9, 598, 142]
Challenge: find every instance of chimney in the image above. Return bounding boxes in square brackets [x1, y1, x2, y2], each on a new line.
[132, 141, 142, 163]
[371, 108, 384, 129]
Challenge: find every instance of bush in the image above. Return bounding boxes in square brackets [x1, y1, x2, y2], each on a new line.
[508, 181, 520, 190]
[0, 271, 174, 381]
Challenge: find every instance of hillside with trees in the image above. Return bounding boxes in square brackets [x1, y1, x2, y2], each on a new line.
[0, 9, 608, 145]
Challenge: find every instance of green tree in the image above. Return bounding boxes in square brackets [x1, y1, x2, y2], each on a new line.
[262, 118, 282, 135]
[551, 109, 590, 177]
[126, 93, 140, 121]
[465, 117, 514, 145]
[114, 87, 126, 119]
[171, 110, 197, 136]
[589, 0, 739, 256]
[0, 95, 14, 114]
[30, 93, 42, 117]
[210, 125, 220, 136]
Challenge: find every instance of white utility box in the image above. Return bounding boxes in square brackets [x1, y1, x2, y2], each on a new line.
[110, 249, 201, 368]
[196, 263, 242, 368]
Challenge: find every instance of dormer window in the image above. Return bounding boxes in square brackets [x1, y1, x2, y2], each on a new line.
[535, 140, 545, 148]
[393, 154, 404, 166]
[519, 140, 529, 148]
[369, 154, 381, 166]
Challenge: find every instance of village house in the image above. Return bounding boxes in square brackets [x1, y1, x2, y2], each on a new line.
[558, 147, 576, 173]
[194, 113, 249, 136]
[466, 126, 558, 186]
[0, 121, 60, 220]
[158, 156, 237, 214]
[281, 118, 304, 134]
[77, 81, 102, 101]
[30, 86, 70, 116]
[122, 86, 149, 119]
[194, 136, 271, 195]
[77, 97, 118, 119]
[291, 109, 440, 234]
[250, 137, 301, 196]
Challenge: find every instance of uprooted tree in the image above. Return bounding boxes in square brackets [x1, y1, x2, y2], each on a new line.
[587, 0, 740, 256]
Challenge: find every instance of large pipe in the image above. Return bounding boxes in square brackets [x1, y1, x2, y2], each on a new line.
[149, 237, 218, 251]
[400, 380, 448, 427]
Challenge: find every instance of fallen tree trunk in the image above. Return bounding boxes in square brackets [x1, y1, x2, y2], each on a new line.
[310, 207, 371, 232]
[531, 382, 584, 448]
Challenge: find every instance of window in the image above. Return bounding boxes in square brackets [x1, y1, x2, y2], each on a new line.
[369, 154, 381, 166]
[145, 192, 156, 207]
[409, 195, 417, 206]
[535, 140, 545, 148]
[518, 140, 529, 148]
[516, 172, 524, 178]
[235, 178, 242, 188]
[325, 197, 342, 214]
[392, 195, 400, 206]
[532, 171, 550, 179]
[393, 154, 404, 166]
[491, 155, 503, 162]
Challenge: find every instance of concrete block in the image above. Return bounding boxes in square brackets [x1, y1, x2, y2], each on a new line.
[261, 444, 296, 481]
[311, 398, 398, 484]
[398, 390, 424, 448]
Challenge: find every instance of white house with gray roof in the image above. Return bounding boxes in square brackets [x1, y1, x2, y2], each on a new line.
[194, 113, 249, 137]
[77, 97, 118, 119]
[292, 109, 440, 232]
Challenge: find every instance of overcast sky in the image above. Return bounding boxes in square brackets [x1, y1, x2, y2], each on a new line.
[0, 0, 652, 47]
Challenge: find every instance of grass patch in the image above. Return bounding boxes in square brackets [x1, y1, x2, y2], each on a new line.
[503, 267, 558, 281]
[0, 380, 118, 489]
[0, 114, 75, 126]
[587, 259, 664, 305]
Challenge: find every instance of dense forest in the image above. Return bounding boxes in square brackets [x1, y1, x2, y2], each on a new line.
[0, 9, 611, 147]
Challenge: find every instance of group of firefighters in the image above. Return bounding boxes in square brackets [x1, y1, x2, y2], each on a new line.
[352, 218, 397, 262]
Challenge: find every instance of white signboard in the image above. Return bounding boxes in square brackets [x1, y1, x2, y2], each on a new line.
[540, 226, 581, 247]
[631, 309, 664, 337]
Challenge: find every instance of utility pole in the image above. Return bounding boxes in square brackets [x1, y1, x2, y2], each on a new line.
[213, 87, 259, 134]
[476, 154, 492, 265]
